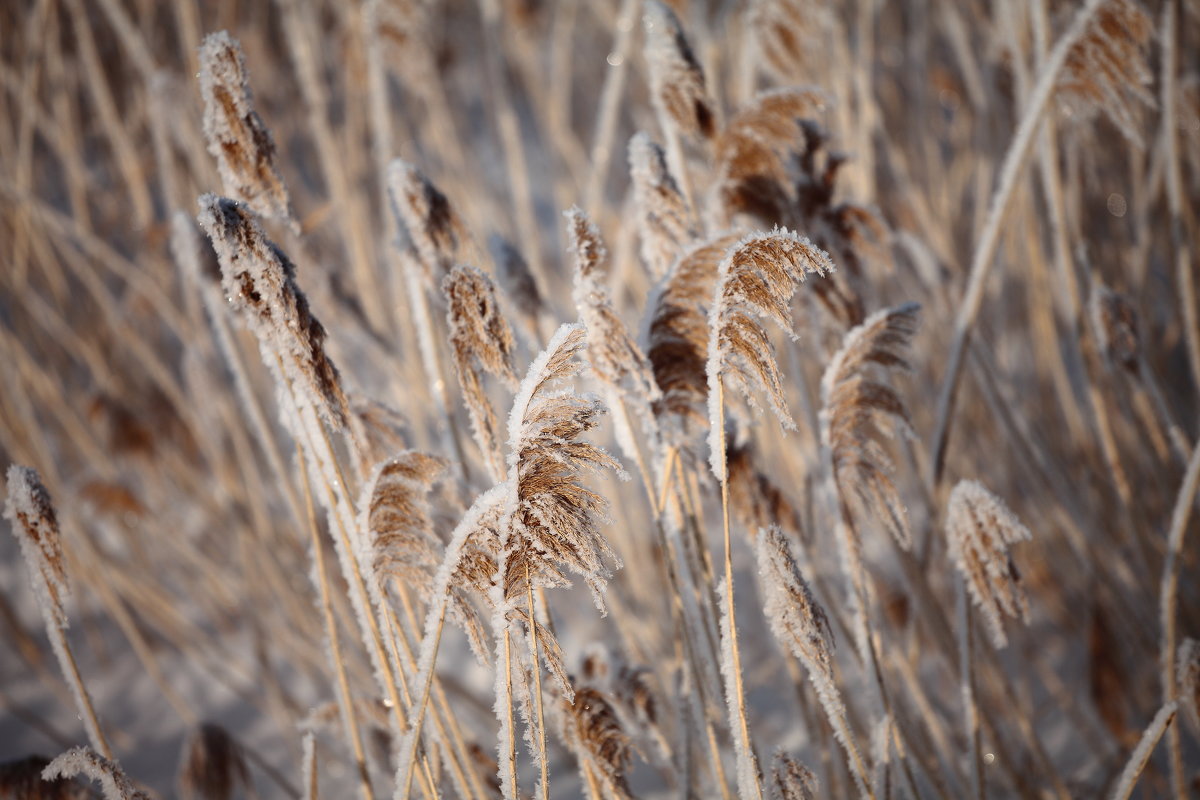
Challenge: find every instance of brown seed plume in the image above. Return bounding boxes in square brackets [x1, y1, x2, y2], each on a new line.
[501, 324, 623, 607]
[945, 480, 1033, 649]
[1057, 0, 1154, 146]
[346, 394, 411, 480]
[564, 686, 634, 798]
[1090, 284, 1141, 374]
[643, 1, 716, 140]
[755, 526, 835, 685]
[489, 234, 545, 330]
[177, 724, 249, 800]
[628, 133, 695, 280]
[364, 451, 447, 596]
[748, 0, 839, 87]
[645, 233, 740, 449]
[42, 748, 149, 800]
[386, 160, 468, 280]
[566, 207, 660, 405]
[197, 194, 348, 429]
[769, 751, 818, 800]
[5, 466, 68, 629]
[445, 265, 519, 480]
[706, 229, 833, 481]
[819, 303, 920, 550]
[198, 32, 294, 227]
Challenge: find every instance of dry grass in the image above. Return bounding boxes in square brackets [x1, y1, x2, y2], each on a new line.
[1, 1, 1198, 798]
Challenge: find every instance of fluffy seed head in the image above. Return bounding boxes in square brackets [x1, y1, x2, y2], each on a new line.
[755, 526, 835, 682]
[178, 724, 249, 800]
[945, 480, 1033, 649]
[628, 133, 694, 280]
[386, 160, 466, 280]
[1090, 284, 1141, 373]
[42, 748, 149, 800]
[445, 265, 519, 479]
[707, 229, 833, 481]
[643, 1, 715, 140]
[769, 751, 818, 800]
[197, 194, 348, 429]
[5, 466, 69, 630]
[567, 207, 660, 403]
[1057, 0, 1155, 146]
[820, 303, 920, 550]
[198, 32, 294, 227]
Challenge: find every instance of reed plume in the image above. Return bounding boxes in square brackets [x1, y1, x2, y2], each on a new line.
[642, 1, 715, 142]
[755, 526, 871, 798]
[707, 229, 833, 481]
[945, 480, 1033, 649]
[0, 756, 84, 799]
[5, 466, 112, 761]
[628, 133, 695, 281]
[1056, 0, 1154, 146]
[819, 303, 919, 552]
[198, 32, 295, 228]
[489, 234, 545, 336]
[388, 160, 468, 280]
[445, 265, 519, 481]
[769, 751, 818, 800]
[645, 233, 739, 452]
[42, 748, 149, 800]
[197, 195, 348, 429]
[559, 683, 634, 800]
[177, 724, 250, 800]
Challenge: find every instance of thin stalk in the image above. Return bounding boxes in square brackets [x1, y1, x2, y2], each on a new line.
[1109, 702, 1178, 800]
[958, 581, 982, 800]
[715, 382, 763, 800]
[929, 0, 1110, 485]
[502, 626, 518, 799]
[1159, 439, 1200, 800]
[298, 440, 374, 800]
[528, 566, 548, 800]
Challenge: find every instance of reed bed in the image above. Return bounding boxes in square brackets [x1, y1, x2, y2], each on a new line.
[1, 1, 1198, 797]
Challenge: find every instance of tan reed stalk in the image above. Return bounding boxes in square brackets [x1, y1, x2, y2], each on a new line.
[929, 0, 1152, 484]
[297, 439, 375, 800]
[584, 0, 640, 212]
[302, 733, 318, 800]
[1109, 701, 1178, 800]
[956, 581, 982, 800]
[527, 565, 548, 800]
[1159, 439, 1200, 800]
[4, 466, 112, 761]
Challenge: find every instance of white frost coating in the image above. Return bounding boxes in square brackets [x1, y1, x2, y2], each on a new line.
[870, 715, 892, 800]
[945, 480, 1033, 649]
[1109, 701, 1178, 800]
[755, 527, 870, 799]
[301, 732, 318, 800]
[717, 578, 761, 800]
[5, 465, 69, 629]
[43, 747, 149, 800]
[506, 323, 586, 456]
[705, 229, 833, 482]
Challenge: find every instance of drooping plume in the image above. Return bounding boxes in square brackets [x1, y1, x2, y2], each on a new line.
[198, 32, 294, 227]
[706, 229, 833, 481]
[645, 233, 739, 450]
[1056, 0, 1154, 146]
[820, 303, 920, 551]
[500, 323, 624, 608]
[42, 748, 149, 800]
[445, 265, 519, 480]
[5, 465, 68, 629]
[945, 480, 1033, 649]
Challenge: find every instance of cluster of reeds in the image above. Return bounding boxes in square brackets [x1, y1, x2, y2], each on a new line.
[1, 0, 1198, 798]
